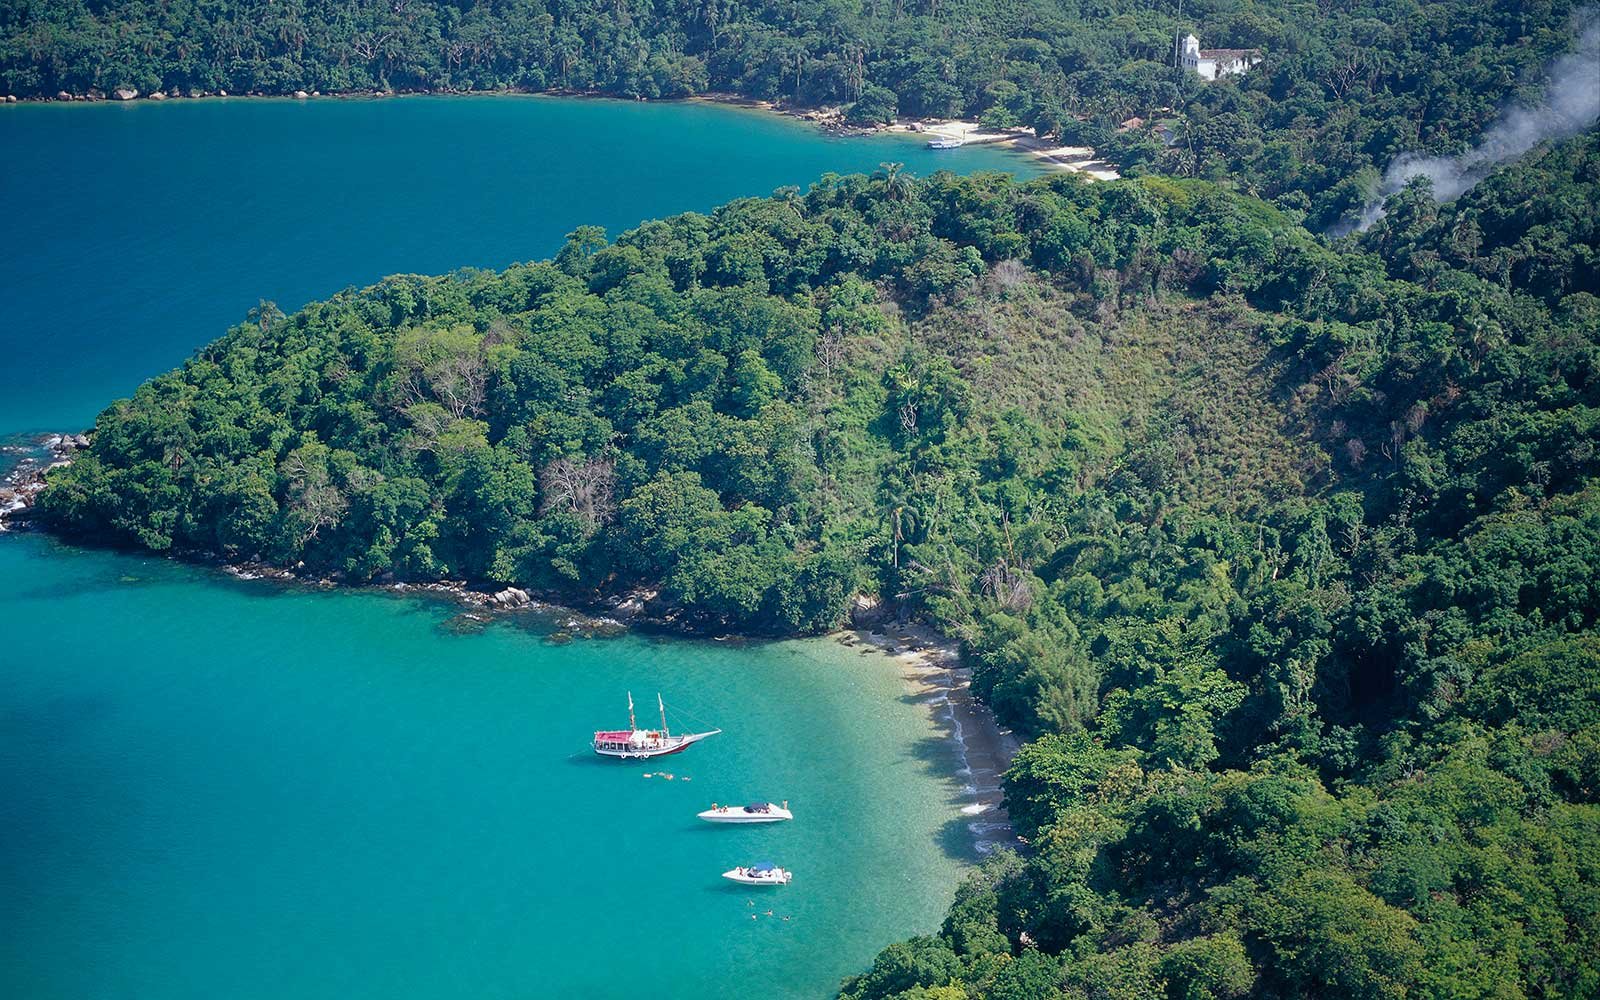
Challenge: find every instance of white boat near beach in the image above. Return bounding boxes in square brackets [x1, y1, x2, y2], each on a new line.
[927, 136, 965, 149]
[723, 863, 793, 885]
[592, 692, 720, 760]
[698, 801, 793, 823]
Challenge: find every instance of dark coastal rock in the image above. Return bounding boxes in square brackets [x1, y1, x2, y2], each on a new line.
[608, 588, 656, 619]
[850, 594, 887, 628]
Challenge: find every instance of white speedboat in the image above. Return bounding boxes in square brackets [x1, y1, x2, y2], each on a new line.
[928, 136, 965, 149]
[723, 863, 792, 885]
[593, 692, 720, 759]
[698, 801, 793, 824]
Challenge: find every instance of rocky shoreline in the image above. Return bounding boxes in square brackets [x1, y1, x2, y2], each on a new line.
[0, 431, 85, 531]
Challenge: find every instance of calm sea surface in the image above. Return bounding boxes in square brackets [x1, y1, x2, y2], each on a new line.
[0, 95, 1035, 999]
[0, 94, 1038, 434]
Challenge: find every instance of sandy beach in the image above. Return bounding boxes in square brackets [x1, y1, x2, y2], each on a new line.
[837, 622, 1024, 857]
[886, 118, 1122, 180]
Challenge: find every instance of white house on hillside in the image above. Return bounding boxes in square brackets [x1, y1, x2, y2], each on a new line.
[1177, 33, 1263, 80]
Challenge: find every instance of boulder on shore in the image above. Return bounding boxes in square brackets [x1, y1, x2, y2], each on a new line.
[493, 587, 532, 608]
[293, 90, 309, 99]
[113, 87, 137, 101]
[851, 593, 888, 628]
[56, 91, 72, 101]
[147, 90, 165, 101]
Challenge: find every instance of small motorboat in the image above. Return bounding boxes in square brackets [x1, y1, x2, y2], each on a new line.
[723, 862, 792, 885]
[698, 801, 793, 824]
[927, 136, 965, 149]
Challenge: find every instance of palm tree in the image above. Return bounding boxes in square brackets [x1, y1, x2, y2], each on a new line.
[880, 497, 922, 571]
[872, 162, 913, 201]
[248, 299, 284, 332]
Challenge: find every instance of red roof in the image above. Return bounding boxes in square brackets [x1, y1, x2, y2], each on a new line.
[594, 730, 634, 742]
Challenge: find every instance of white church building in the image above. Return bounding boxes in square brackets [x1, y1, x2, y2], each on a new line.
[1177, 33, 1263, 80]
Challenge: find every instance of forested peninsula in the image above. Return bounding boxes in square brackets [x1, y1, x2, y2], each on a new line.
[36, 118, 1600, 997]
[2, 0, 1588, 227]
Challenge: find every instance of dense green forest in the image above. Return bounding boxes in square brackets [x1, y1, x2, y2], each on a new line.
[1, 0, 1588, 226]
[39, 120, 1600, 996]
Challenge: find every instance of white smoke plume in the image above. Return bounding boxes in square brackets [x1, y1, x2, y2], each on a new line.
[1356, 9, 1600, 231]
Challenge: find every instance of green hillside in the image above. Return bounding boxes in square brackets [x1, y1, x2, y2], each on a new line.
[37, 130, 1600, 998]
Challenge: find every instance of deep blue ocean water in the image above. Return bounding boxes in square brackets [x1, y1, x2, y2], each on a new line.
[0, 95, 1035, 998]
[0, 94, 1037, 435]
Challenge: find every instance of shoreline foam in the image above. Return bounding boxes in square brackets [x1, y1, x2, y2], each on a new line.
[835, 622, 1022, 857]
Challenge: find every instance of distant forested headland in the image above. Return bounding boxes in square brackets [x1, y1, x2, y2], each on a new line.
[37, 123, 1600, 994]
[0, 0, 1589, 226]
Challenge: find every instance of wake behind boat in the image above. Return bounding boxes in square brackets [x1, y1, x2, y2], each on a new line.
[723, 863, 792, 885]
[593, 692, 720, 759]
[699, 801, 793, 824]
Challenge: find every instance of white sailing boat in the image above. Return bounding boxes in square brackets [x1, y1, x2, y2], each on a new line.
[592, 692, 721, 759]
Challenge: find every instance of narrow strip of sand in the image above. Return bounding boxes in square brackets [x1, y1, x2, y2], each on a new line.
[836, 623, 1023, 856]
[886, 119, 1122, 179]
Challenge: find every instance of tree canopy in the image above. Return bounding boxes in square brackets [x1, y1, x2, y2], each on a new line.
[36, 125, 1600, 997]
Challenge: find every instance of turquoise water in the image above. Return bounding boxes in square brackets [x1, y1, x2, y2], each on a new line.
[0, 95, 1038, 435]
[0, 95, 1028, 997]
[0, 534, 970, 998]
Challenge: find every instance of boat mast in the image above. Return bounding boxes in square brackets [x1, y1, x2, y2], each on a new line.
[658, 693, 669, 737]
[628, 691, 636, 731]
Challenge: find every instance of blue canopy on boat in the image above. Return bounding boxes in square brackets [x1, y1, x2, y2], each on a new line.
[751, 862, 776, 872]
[744, 802, 768, 811]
